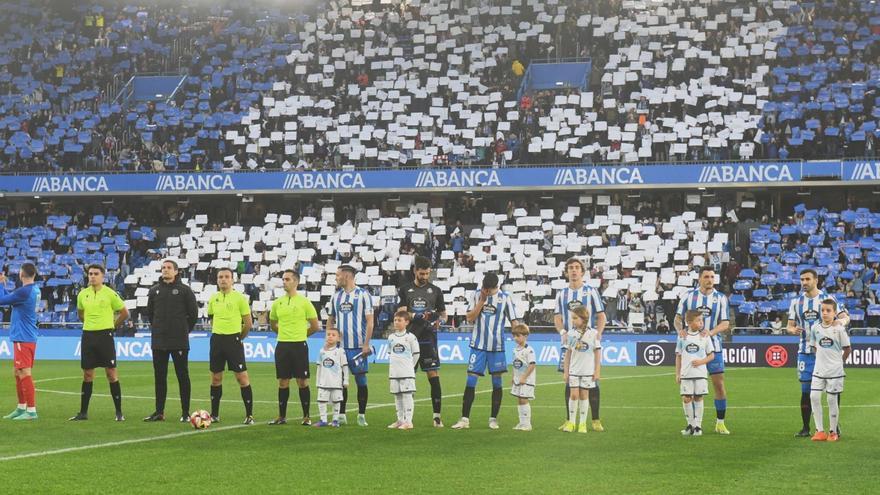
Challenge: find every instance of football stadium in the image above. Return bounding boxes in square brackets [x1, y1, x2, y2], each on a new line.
[1, 0, 879, 493]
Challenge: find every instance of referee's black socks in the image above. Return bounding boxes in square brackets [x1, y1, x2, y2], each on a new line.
[109, 380, 122, 415]
[429, 376, 442, 415]
[80, 381, 93, 414]
[298, 386, 310, 418]
[278, 387, 290, 418]
[210, 385, 222, 417]
[241, 385, 253, 417]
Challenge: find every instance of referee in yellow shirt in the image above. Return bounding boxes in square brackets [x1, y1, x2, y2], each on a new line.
[69, 264, 129, 421]
[268, 270, 320, 425]
[207, 267, 255, 424]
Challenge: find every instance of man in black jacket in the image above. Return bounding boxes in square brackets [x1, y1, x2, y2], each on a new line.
[144, 259, 199, 422]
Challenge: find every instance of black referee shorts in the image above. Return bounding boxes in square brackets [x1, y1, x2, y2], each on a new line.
[275, 341, 310, 379]
[209, 334, 247, 373]
[81, 330, 117, 370]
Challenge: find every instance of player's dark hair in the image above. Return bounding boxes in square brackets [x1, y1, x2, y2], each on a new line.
[87, 264, 105, 274]
[571, 306, 591, 330]
[394, 310, 412, 322]
[565, 257, 586, 274]
[162, 259, 179, 270]
[339, 265, 357, 275]
[698, 266, 715, 276]
[20, 262, 37, 279]
[217, 267, 234, 277]
[282, 269, 300, 279]
[482, 272, 499, 289]
[413, 256, 432, 271]
[511, 323, 530, 336]
[685, 310, 703, 324]
[800, 268, 818, 279]
[821, 298, 838, 310]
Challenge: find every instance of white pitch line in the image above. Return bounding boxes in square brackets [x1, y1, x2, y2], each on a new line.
[34, 374, 154, 383]
[463, 404, 880, 410]
[1, 371, 705, 462]
[32, 371, 280, 384]
[38, 388, 880, 411]
[33, 388, 281, 405]
[365, 372, 677, 410]
[35, 372, 679, 408]
[0, 424, 250, 463]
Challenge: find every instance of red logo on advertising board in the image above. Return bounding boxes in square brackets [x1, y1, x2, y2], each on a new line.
[766, 345, 788, 367]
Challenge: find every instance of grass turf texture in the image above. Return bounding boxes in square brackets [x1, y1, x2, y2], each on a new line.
[0, 362, 876, 494]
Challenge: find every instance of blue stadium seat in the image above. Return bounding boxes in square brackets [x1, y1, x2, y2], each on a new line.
[734, 280, 753, 291]
[738, 302, 758, 315]
[758, 301, 776, 313]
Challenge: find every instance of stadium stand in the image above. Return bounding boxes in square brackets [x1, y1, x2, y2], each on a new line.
[110, 197, 738, 334]
[0, 2, 201, 173]
[738, 204, 880, 331]
[3, 0, 880, 334]
[6, 191, 880, 336]
[0, 204, 159, 323]
[1, 0, 879, 172]
[761, 0, 880, 160]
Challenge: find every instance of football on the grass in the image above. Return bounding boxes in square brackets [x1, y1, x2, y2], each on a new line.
[190, 410, 212, 430]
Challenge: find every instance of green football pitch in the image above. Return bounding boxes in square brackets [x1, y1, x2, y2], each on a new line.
[0, 362, 876, 494]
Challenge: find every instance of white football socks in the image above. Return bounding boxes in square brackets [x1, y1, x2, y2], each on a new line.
[578, 399, 589, 425]
[518, 404, 531, 425]
[402, 393, 414, 423]
[811, 391, 824, 432]
[683, 401, 694, 426]
[693, 400, 704, 428]
[828, 393, 839, 433]
[395, 394, 405, 422]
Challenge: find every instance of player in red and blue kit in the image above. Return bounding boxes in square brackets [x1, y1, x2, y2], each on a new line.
[0, 263, 41, 420]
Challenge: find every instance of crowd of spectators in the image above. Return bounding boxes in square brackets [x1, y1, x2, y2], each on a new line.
[1, 0, 879, 174]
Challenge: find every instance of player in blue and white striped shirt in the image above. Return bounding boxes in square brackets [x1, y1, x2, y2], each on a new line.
[674, 266, 731, 435]
[327, 265, 374, 426]
[786, 268, 849, 437]
[553, 257, 606, 431]
[451, 273, 519, 430]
